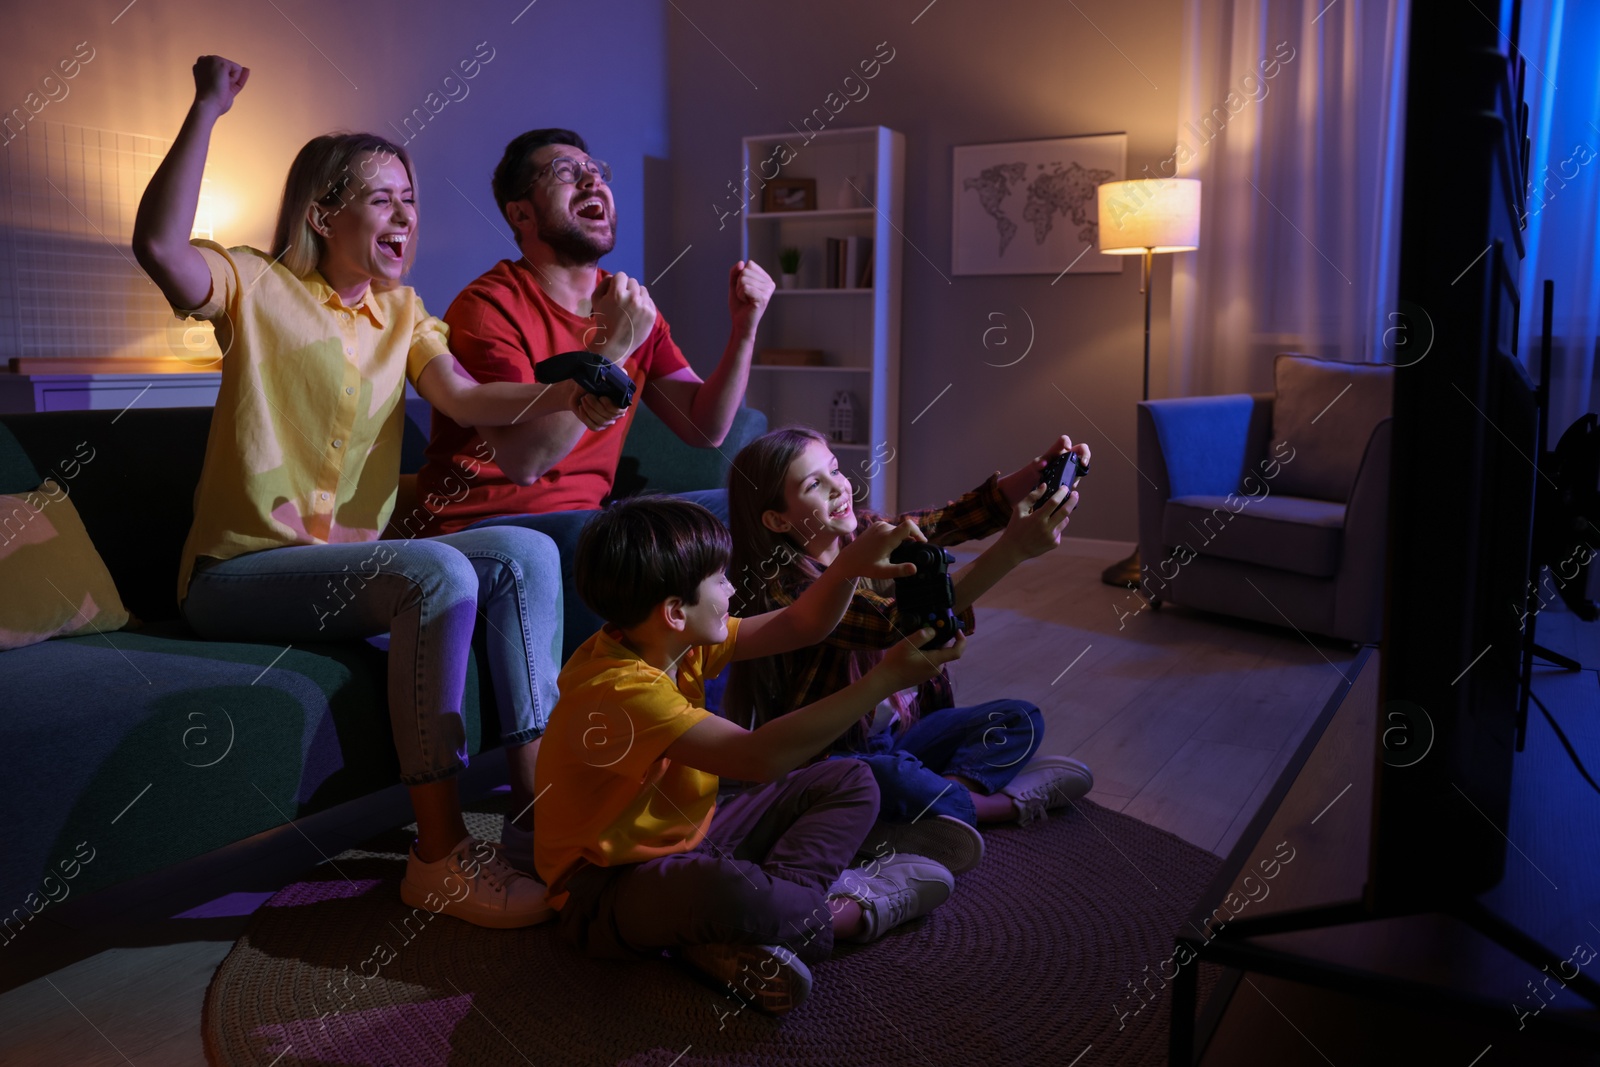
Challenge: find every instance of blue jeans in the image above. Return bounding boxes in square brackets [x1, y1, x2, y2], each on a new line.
[181, 527, 563, 785]
[470, 488, 728, 661]
[837, 699, 1045, 826]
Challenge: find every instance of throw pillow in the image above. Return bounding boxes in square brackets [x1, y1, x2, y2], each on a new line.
[0, 480, 130, 651]
[1268, 355, 1394, 502]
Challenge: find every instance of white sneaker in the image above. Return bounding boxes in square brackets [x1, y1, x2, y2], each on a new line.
[1001, 756, 1094, 826]
[830, 853, 955, 943]
[400, 835, 554, 928]
[499, 819, 536, 875]
[858, 814, 985, 874]
[679, 942, 813, 1016]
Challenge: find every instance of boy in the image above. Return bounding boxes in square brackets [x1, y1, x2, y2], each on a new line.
[533, 498, 966, 1014]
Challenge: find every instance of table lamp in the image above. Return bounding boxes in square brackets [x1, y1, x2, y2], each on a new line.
[1095, 177, 1201, 587]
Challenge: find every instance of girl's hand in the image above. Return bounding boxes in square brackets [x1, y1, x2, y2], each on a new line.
[873, 628, 966, 691]
[834, 518, 926, 580]
[192, 56, 249, 116]
[999, 434, 1092, 506]
[999, 482, 1075, 562]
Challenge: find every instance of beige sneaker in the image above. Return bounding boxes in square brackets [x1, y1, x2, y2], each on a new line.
[830, 853, 955, 942]
[1001, 756, 1094, 826]
[400, 836, 554, 928]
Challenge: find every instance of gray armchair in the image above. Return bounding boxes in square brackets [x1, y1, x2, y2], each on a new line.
[1135, 354, 1393, 644]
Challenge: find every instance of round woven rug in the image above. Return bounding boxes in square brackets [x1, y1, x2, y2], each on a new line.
[203, 798, 1220, 1066]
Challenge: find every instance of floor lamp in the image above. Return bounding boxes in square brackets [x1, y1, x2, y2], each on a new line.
[1094, 178, 1201, 587]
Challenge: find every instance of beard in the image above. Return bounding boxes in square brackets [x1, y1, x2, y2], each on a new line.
[536, 210, 616, 265]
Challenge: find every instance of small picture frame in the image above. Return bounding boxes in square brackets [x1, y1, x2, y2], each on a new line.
[763, 178, 817, 213]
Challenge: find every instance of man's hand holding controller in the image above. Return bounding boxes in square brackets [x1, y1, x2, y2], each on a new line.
[563, 272, 655, 431]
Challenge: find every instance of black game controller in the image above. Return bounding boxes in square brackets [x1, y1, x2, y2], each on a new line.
[535, 350, 636, 409]
[889, 541, 965, 650]
[1039, 451, 1089, 499]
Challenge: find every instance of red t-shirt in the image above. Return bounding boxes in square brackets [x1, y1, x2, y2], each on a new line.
[414, 259, 691, 534]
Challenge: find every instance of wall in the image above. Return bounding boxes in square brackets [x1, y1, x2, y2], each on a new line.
[661, 0, 1184, 540]
[0, 0, 667, 338]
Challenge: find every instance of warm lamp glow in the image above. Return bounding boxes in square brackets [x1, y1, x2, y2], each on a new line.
[1097, 178, 1201, 254]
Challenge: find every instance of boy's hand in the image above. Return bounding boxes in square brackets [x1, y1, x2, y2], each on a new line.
[835, 519, 925, 580]
[193, 56, 249, 116]
[999, 434, 1092, 506]
[999, 482, 1075, 562]
[874, 627, 966, 691]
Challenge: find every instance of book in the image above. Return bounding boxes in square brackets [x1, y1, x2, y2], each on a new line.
[850, 236, 874, 288]
[756, 348, 826, 366]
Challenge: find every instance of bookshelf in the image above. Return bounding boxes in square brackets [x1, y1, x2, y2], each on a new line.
[740, 125, 904, 513]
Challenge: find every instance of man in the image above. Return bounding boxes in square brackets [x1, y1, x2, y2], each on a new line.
[414, 128, 773, 653]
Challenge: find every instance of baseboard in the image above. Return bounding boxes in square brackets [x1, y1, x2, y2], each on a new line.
[948, 533, 1134, 559]
[1055, 536, 1136, 558]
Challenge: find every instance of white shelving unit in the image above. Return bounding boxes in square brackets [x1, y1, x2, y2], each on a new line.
[740, 126, 904, 513]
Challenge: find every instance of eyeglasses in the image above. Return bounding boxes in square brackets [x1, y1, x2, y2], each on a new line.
[526, 156, 612, 190]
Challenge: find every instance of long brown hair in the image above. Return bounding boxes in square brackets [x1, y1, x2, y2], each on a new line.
[271, 133, 417, 284]
[725, 426, 896, 735]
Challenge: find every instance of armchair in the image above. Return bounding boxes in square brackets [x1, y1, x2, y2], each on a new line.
[1135, 354, 1393, 644]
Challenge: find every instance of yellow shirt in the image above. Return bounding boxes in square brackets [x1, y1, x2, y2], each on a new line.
[534, 618, 743, 903]
[174, 242, 450, 600]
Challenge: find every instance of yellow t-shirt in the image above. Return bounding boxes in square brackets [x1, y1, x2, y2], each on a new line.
[534, 617, 743, 903]
[174, 241, 451, 600]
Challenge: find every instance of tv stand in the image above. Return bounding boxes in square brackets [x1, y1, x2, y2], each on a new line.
[1533, 643, 1583, 672]
[1168, 650, 1600, 1065]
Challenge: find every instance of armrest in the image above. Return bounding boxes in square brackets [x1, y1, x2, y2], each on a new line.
[1333, 416, 1392, 642]
[1138, 394, 1272, 571]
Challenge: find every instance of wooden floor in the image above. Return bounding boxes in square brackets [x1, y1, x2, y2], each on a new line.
[0, 538, 1357, 1066]
[950, 534, 1355, 859]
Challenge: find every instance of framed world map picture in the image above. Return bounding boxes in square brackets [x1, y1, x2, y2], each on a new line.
[952, 133, 1127, 276]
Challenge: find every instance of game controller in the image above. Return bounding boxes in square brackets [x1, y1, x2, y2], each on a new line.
[535, 350, 636, 409]
[1039, 450, 1089, 498]
[889, 541, 965, 650]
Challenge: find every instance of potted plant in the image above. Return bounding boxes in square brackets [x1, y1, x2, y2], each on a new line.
[779, 247, 801, 289]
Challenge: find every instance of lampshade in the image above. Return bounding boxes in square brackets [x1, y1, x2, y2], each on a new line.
[1097, 178, 1201, 254]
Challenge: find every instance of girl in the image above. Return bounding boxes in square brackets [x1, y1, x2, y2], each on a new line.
[134, 56, 588, 928]
[726, 427, 1095, 873]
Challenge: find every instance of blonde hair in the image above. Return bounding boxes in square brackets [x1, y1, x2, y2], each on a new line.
[271, 133, 417, 286]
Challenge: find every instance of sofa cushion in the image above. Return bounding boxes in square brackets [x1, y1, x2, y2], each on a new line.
[0, 408, 212, 623]
[1269, 355, 1393, 502]
[0, 621, 490, 907]
[1164, 493, 1347, 578]
[0, 480, 131, 650]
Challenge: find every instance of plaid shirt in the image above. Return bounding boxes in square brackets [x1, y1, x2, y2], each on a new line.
[761, 474, 1014, 748]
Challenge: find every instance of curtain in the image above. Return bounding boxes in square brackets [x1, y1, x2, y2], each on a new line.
[1514, 0, 1600, 447]
[1166, 0, 1410, 397]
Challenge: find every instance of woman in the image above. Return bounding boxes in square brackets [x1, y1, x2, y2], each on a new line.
[133, 56, 578, 928]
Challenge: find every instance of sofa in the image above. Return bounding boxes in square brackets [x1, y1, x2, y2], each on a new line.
[0, 400, 765, 926]
[1135, 354, 1393, 644]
